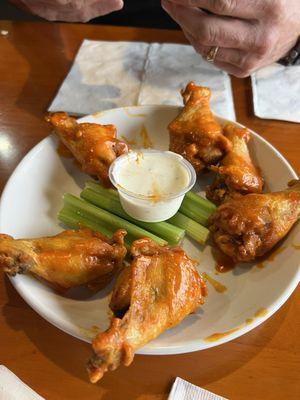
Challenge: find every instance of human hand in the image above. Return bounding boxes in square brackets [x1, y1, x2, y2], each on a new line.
[161, 0, 300, 77]
[10, 0, 124, 22]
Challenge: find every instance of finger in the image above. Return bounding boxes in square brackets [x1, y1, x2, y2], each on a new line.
[164, 0, 264, 19]
[213, 60, 251, 78]
[162, 0, 256, 50]
[184, 30, 248, 68]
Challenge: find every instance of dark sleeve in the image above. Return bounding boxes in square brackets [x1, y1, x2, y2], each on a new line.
[278, 37, 300, 66]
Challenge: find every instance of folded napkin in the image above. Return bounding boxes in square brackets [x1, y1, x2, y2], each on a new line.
[49, 39, 236, 120]
[251, 64, 300, 123]
[169, 377, 228, 400]
[0, 366, 44, 400]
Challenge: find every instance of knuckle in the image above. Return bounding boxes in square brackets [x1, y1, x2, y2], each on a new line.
[197, 24, 217, 45]
[266, 0, 285, 22]
[211, 0, 236, 14]
[255, 28, 277, 56]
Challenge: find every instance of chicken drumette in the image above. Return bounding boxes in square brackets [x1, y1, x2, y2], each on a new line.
[206, 124, 264, 205]
[87, 238, 207, 383]
[46, 112, 128, 186]
[0, 229, 126, 291]
[209, 181, 300, 262]
[168, 82, 231, 174]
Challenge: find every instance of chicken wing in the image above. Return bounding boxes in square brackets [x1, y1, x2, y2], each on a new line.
[0, 229, 127, 291]
[206, 124, 264, 205]
[46, 112, 128, 186]
[209, 180, 300, 262]
[168, 82, 232, 174]
[87, 238, 207, 383]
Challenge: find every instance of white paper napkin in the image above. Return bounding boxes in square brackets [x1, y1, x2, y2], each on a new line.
[0, 366, 44, 400]
[48, 39, 236, 120]
[138, 43, 235, 120]
[168, 377, 228, 400]
[251, 64, 300, 123]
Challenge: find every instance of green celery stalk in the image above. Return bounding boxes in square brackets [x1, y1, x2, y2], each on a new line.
[62, 193, 167, 246]
[81, 187, 185, 245]
[168, 212, 209, 245]
[185, 191, 216, 213]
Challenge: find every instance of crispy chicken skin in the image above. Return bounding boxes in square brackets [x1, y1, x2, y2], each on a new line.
[0, 229, 127, 291]
[209, 181, 300, 262]
[168, 82, 232, 174]
[206, 124, 264, 205]
[87, 238, 207, 383]
[46, 112, 128, 186]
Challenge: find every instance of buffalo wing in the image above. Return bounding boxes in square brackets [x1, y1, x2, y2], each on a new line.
[0, 229, 126, 291]
[46, 112, 128, 186]
[168, 82, 231, 174]
[87, 238, 207, 383]
[206, 124, 264, 204]
[209, 181, 300, 262]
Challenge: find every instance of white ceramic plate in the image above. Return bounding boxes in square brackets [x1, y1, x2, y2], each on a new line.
[0, 105, 299, 355]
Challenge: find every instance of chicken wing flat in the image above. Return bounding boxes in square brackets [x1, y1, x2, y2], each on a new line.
[206, 124, 264, 205]
[46, 112, 128, 186]
[209, 181, 300, 262]
[87, 238, 207, 383]
[0, 229, 127, 291]
[168, 82, 232, 174]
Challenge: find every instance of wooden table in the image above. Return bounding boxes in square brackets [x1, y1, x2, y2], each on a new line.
[0, 21, 299, 400]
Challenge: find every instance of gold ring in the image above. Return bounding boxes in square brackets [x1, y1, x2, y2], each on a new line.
[205, 46, 219, 63]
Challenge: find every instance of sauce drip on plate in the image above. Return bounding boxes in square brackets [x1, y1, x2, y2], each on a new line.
[139, 125, 153, 148]
[257, 246, 287, 269]
[202, 272, 227, 293]
[213, 248, 236, 273]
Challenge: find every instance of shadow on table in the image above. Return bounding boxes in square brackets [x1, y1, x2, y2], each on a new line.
[2, 275, 293, 399]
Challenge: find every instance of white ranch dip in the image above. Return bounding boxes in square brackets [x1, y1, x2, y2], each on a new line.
[109, 150, 196, 222]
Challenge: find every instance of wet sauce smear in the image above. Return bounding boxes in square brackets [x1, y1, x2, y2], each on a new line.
[257, 246, 287, 269]
[213, 248, 236, 273]
[57, 141, 73, 158]
[202, 272, 227, 293]
[139, 125, 153, 148]
[124, 109, 146, 118]
[204, 328, 240, 342]
[292, 243, 300, 250]
[204, 307, 268, 342]
[254, 308, 268, 318]
[79, 325, 100, 339]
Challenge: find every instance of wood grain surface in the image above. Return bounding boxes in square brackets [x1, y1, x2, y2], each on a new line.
[0, 21, 299, 400]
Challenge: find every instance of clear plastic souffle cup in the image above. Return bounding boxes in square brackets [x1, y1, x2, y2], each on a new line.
[109, 149, 196, 222]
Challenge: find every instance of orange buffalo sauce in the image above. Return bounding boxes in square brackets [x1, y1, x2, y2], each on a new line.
[57, 141, 73, 157]
[202, 272, 227, 293]
[139, 125, 153, 148]
[213, 248, 236, 273]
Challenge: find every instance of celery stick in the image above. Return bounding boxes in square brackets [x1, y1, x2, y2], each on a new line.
[81, 187, 185, 245]
[168, 212, 209, 245]
[86, 181, 119, 200]
[86, 181, 215, 227]
[185, 191, 216, 213]
[58, 206, 132, 247]
[62, 193, 167, 246]
[58, 206, 114, 238]
[179, 200, 210, 226]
